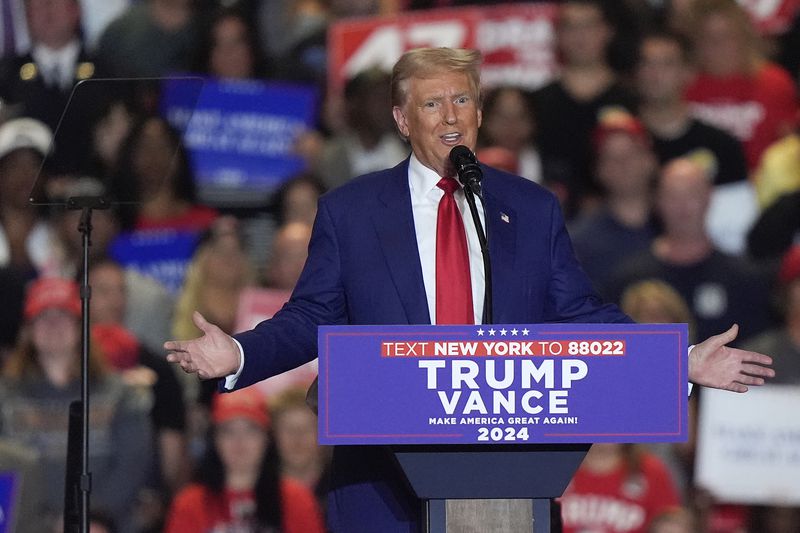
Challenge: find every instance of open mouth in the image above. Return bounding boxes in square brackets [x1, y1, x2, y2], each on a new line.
[441, 132, 461, 145]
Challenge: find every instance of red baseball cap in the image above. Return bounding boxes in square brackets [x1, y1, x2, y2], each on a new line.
[592, 107, 650, 152]
[212, 388, 271, 429]
[24, 277, 81, 320]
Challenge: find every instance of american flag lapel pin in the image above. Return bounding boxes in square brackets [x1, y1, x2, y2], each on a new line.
[501, 212, 510, 223]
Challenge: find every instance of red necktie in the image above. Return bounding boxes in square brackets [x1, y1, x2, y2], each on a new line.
[436, 176, 473, 324]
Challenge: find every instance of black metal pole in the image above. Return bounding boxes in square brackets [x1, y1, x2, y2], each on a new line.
[463, 188, 492, 325]
[78, 205, 92, 533]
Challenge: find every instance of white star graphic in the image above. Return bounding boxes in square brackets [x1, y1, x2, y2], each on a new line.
[477, 328, 484, 336]
[522, 328, 530, 335]
[511, 328, 518, 336]
[500, 328, 507, 336]
[488, 328, 496, 336]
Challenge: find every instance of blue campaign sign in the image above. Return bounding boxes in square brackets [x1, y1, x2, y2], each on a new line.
[0, 472, 18, 533]
[161, 78, 318, 207]
[318, 324, 688, 445]
[109, 229, 200, 294]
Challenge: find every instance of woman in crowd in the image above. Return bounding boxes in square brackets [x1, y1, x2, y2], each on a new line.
[0, 277, 153, 532]
[165, 387, 325, 533]
[194, 6, 270, 80]
[109, 114, 217, 233]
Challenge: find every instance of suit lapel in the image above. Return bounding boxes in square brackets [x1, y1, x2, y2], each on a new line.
[482, 172, 517, 323]
[372, 160, 431, 324]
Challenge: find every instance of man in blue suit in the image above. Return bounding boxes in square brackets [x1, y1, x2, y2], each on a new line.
[166, 48, 774, 532]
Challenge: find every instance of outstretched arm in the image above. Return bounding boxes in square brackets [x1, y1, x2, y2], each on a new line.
[689, 324, 775, 393]
[165, 311, 240, 380]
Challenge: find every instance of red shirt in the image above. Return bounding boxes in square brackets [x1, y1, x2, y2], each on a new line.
[135, 205, 218, 232]
[685, 62, 798, 170]
[165, 479, 325, 533]
[559, 453, 681, 533]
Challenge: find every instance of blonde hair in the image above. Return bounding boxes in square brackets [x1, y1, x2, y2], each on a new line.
[620, 279, 696, 342]
[172, 225, 256, 341]
[391, 47, 483, 108]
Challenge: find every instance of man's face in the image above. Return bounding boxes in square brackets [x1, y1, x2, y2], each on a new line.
[656, 160, 711, 239]
[26, 0, 80, 49]
[392, 71, 482, 177]
[557, 3, 612, 67]
[596, 132, 655, 195]
[637, 38, 691, 104]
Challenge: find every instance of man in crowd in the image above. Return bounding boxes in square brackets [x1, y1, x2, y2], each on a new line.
[166, 48, 775, 532]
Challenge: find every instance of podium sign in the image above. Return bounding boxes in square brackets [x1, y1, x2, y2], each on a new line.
[318, 323, 688, 445]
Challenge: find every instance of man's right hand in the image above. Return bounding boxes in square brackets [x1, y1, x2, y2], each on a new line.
[165, 311, 241, 380]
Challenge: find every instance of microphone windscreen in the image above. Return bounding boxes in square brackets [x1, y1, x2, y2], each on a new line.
[449, 145, 476, 167]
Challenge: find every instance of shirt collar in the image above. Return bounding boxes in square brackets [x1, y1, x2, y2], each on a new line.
[31, 39, 80, 71]
[409, 152, 449, 201]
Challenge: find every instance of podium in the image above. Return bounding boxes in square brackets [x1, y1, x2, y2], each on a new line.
[318, 323, 688, 532]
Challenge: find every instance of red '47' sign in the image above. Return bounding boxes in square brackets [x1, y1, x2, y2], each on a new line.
[328, 3, 560, 96]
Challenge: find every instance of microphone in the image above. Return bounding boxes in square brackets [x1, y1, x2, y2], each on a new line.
[449, 145, 483, 196]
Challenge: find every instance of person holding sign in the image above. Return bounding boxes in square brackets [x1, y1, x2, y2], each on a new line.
[166, 48, 775, 532]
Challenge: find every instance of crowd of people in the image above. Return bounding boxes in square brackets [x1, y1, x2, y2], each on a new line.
[0, 0, 799, 531]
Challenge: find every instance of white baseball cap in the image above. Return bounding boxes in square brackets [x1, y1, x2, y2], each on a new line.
[0, 118, 53, 161]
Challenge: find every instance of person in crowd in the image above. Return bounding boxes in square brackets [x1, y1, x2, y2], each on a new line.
[559, 443, 681, 533]
[164, 387, 325, 533]
[0, 277, 152, 531]
[109, 114, 217, 232]
[173, 216, 255, 341]
[0, 117, 59, 278]
[90, 257, 190, 497]
[742, 246, 800, 384]
[609, 157, 773, 343]
[684, 0, 798, 172]
[166, 47, 775, 532]
[0, 0, 98, 174]
[264, 221, 313, 291]
[300, 68, 409, 190]
[271, 173, 327, 227]
[95, 0, 199, 78]
[636, 29, 755, 255]
[193, 5, 269, 80]
[569, 110, 660, 298]
[270, 385, 331, 506]
[477, 85, 542, 184]
[533, 0, 638, 216]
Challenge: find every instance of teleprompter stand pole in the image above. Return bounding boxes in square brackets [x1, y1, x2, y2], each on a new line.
[63, 196, 109, 533]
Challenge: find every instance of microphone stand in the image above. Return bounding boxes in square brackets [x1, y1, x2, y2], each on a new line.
[462, 186, 492, 325]
[63, 195, 110, 533]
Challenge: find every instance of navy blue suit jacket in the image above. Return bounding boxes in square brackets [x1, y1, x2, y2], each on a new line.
[234, 158, 630, 532]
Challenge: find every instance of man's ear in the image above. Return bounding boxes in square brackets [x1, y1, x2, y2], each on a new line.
[392, 106, 409, 138]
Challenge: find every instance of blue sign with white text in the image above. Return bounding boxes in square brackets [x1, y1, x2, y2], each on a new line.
[162, 78, 318, 207]
[318, 323, 688, 445]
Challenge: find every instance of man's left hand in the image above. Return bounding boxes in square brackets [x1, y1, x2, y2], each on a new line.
[689, 324, 775, 392]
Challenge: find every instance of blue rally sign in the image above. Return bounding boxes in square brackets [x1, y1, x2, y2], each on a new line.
[161, 78, 318, 207]
[318, 324, 688, 445]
